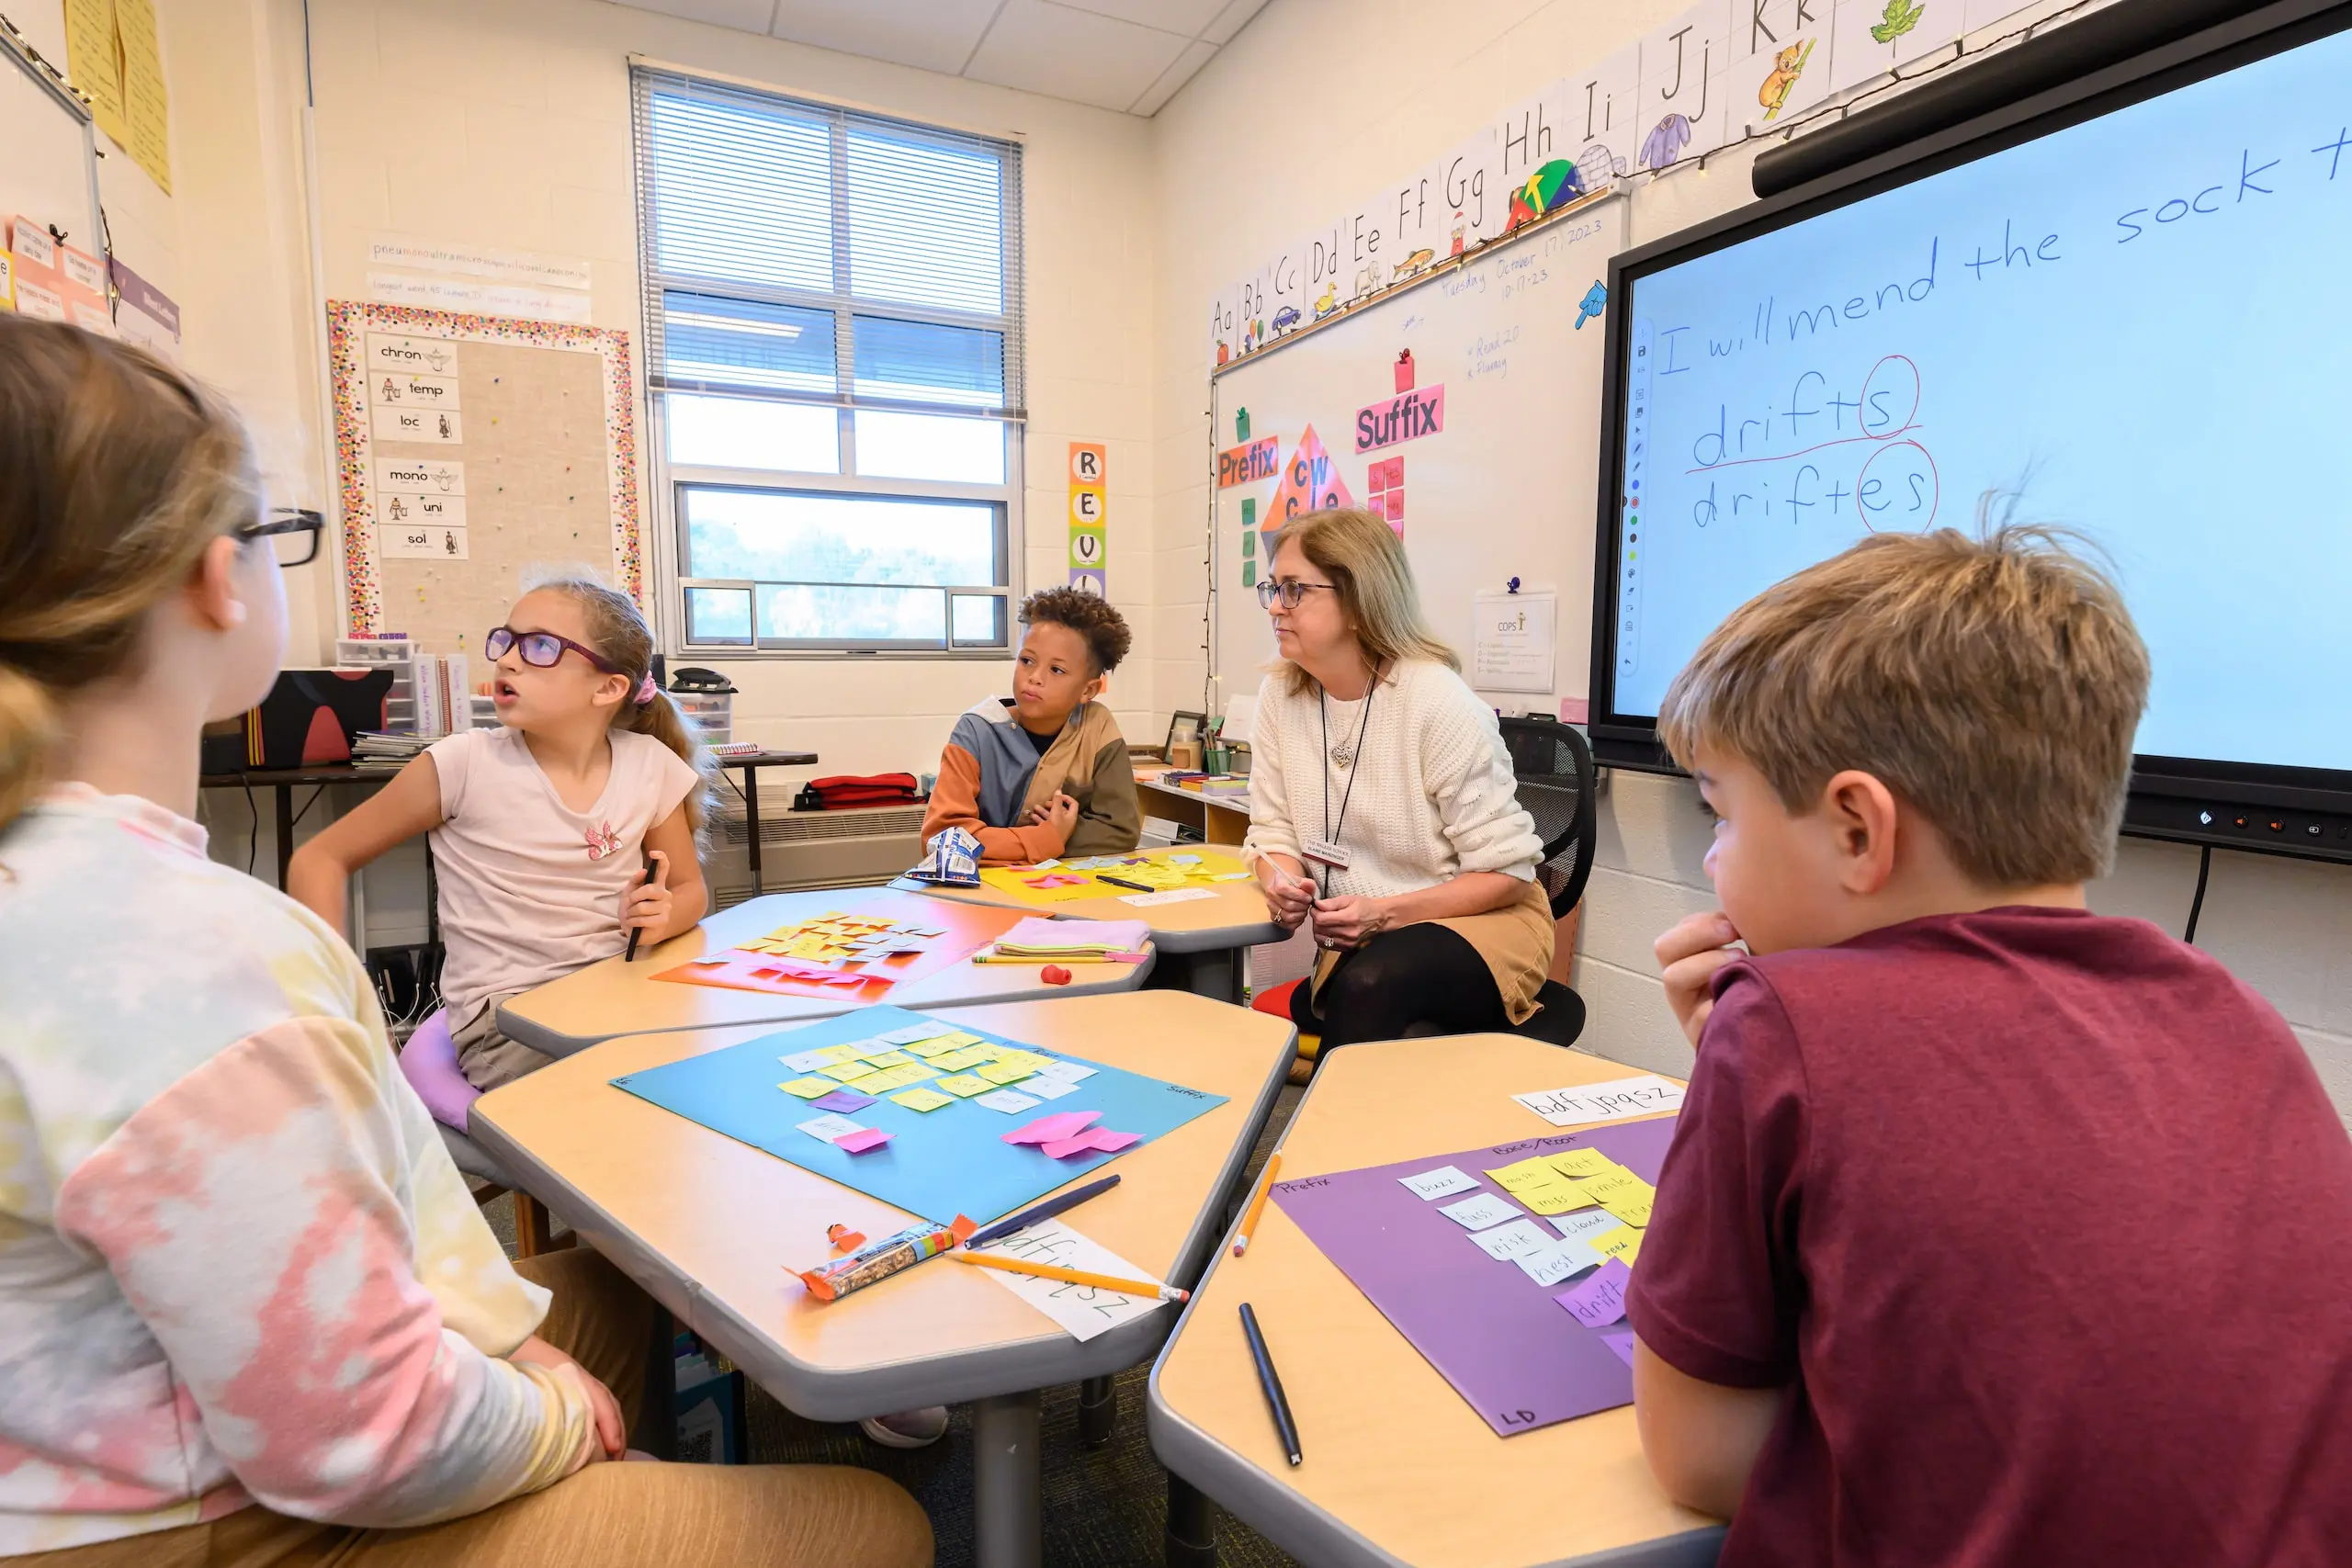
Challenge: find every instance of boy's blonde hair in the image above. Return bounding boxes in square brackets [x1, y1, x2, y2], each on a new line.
[1264, 507, 1456, 694]
[1657, 519, 2150, 886]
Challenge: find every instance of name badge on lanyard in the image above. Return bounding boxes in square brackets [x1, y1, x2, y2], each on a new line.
[1301, 838, 1353, 870]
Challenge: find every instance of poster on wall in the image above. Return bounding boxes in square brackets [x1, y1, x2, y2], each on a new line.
[1069, 443, 1106, 595]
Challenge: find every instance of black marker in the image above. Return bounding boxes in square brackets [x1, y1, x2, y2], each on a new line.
[962, 1174, 1121, 1250]
[1239, 1302, 1302, 1466]
[1099, 874, 1154, 892]
[623, 850, 657, 962]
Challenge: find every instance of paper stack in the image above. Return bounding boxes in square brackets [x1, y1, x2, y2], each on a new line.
[981, 917, 1151, 963]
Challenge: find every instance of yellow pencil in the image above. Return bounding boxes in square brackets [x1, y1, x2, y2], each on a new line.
[950, 1249, 1189, 1302]
[1232, 1150, 1283, 1257]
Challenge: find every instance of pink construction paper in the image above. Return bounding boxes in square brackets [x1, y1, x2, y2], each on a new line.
[833, 1128, 893, 1155]
[1003, 1110, 1101, 1147]
[1554, 1257, 1633, 1328]
[1044, 1125, 1140, 1158]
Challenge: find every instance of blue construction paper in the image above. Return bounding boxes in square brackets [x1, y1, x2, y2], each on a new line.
[611, 1005, 1227, 1224]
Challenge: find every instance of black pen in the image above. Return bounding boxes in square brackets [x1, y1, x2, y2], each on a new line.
[1238, 1302, 1302, 1466]
[622, 851, 657, 962]
[1099, 874, 1154, 892]
[962, 1174, 1121, 1249]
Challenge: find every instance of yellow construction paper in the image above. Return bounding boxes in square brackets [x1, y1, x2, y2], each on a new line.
[977, 1061, 1035, 1085]
[1593, 1228, 1644, 1265]
[1547, 1148, 1617, 1179]
[934, 1074, 992, 1097]
[778, 1077, 837, 1098]
[891, 1088, 955, 1112]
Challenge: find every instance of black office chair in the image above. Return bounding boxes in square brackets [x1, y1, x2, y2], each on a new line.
[1498, 716, 1598, 1047]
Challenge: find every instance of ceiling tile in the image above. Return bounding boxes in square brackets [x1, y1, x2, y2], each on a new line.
[1128, 38, 1215, 116]
[764, 0, 1005, 76]
[963, 0, 1189, 112]
[1053, 0, 1227, 36]
[619, 0, 779, 33]
[1201, 0, 1268, 46]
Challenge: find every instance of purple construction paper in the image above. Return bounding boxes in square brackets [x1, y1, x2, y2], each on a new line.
[1555, 1257, 1633, 1328]
[1602, 1331, 1637, 1367]
[811, 1089, 876, 1113]
[1269, 1117, 1678, 1438]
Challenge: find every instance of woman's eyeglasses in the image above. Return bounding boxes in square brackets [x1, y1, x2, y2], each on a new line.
[485, 625, 626, 674]
[237, 508, 323, 569]
[1256, 578, 1338, 611]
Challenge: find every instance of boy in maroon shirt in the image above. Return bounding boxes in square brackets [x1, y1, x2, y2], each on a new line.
[1625, 525, 2352, 1566]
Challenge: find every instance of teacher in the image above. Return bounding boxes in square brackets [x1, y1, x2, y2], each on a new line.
[1243, 507, 1555, 1051]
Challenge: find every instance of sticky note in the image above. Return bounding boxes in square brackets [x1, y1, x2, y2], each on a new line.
[938, 1032, 985, 1048]
[778, 1077, 838, 1098]
[975, 1089, 1042, 1114]
[1592, 1227, 1645, 1265]
[1572, 1168, 1646, 1207]
[1467, 1217, 1559, 1262]
[1483, 1156, 1561, 1190]
[1513, 1235, 1606, 1287]
[1602, 1330, 1638, 1367]
[1004, 1110, 1101, 1146]
[859, 1050, 919, 1069]
[841, 1074, 899, 1097]
[1437, 1191, 1522, 1231]
[977, 1061, 1036, 1085]
[686, 955, 729, 966]
[904, 1039, 964, 1059]
[1043, 1126, 1140, 1158]
[934, 1074, 993, 1097]
[1596, 1187, 1655, 1227]
[1021, 1077, 1080, 1100]
[1547, 1147, 1618, 1179]
[1554, 1257, 1633, 1327]
[780, 1051, 836, 1073]
[834, 1128, 893, 1155]
[876, 1022, 956, 1046]
[1031, 1060, 1098, 1084]
[811, 1089, 876, 1113]
[932, 1048, 994, 1072]
[1550, 1210, 1631, 1246]
[1397, 1165, 1480, 1201]
[796, 1112, 866, 1143]
[813, 1043, 868, 1065]
[820, 1063, 875, 1083]
[890, 1087, 954, 1112]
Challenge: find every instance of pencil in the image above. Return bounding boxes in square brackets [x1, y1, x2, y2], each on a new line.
[962, 1174, 1121, 1250]
[622, 852, 657, 962]
[1232, 1151, 1282, 1257]
[950, 1249, 1188, 1302]
[1239, 1302, 1303, 1465]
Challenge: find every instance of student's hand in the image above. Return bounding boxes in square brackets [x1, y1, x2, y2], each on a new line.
[623, 851, 673, 939]
[1310, 895, 1392, 951]
[511, 1335, 626, 1462]
[1258, 860, 1315, 931]
[1656, 911, 1747, 1048]
[1027, 793, 1080, 841]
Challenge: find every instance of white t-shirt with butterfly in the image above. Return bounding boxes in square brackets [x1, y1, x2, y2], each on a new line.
[427, 726, 700, 1023]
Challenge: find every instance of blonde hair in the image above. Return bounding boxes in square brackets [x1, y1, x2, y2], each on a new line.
[521, 566, 718, 840]
[1657, 514, 2150, 886]
[1264, 507, 1456, 694]
[0, 319, 264, 834]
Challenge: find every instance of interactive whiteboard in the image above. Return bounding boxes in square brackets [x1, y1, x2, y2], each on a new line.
[1601, 15, 2352, 777]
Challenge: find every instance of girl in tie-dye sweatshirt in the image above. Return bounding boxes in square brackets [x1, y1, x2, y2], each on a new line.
[0, 321, 935, 1566]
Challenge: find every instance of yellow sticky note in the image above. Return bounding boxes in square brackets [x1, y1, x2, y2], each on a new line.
[880, 1065, 935, 1089]
[977, 1061, 1035, 1085]
[1547, 1148, 1617, 1179]
[1593, 1227, 1645, 1265]
[1597, 1187, 1655, 1228]
[1483, 1156, 1561, 1190]
[842, 1073, 898, 1095]
[892, 1088, 955, 1112]
[905, 1039, 963, 1059]
[1573, 1169, 1646, 1207]
[778, 1077, 837, 1098]
[860, 1051, 918, 1069]
[934, 1074, 992, 1097]
[938, 1032, 985, 1048]
[934, 1048, 994, 1072]
[820, 1063, 875, 1083]
[813, 1044, 867, 1065]
[1516, 1180, 1601, 1216]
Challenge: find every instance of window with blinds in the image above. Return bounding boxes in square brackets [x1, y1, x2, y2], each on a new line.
[632, 70, 1025, 653]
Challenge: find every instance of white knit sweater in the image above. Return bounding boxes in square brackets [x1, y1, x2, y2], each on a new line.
[1242, 659, 1544, 899]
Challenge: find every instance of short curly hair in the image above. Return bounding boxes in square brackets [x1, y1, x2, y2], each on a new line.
[1020, 585, 1132, 674]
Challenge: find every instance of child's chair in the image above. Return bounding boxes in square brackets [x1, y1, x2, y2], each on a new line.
[399, 1010, 562, 1256]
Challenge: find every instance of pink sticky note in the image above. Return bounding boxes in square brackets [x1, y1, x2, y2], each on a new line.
[1003, 1111, 1101, 1147]
[1080, 1128, 1139, 1153]
[1554, 1256, 1632, 1328]
[833, 1128, 892, 1155]
[1602, 1330, 1637, 1368]
[1040, 1132, 1101, 1158]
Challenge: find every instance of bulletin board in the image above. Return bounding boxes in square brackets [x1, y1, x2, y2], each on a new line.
[327, 302, 642, 649]
[1207, 195, 1625, 721]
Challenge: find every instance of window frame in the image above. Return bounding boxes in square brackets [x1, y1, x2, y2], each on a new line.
[632, 69, 1027, 660]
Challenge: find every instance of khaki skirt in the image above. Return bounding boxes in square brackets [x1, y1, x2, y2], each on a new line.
[1307, 875, 1556, 1026]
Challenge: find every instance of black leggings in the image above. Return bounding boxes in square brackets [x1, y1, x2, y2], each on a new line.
[1292, 919, 1510, 1053]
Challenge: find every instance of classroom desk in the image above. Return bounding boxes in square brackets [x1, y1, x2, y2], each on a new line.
[200, 764, 394, 888]
[469, 990, 1298, 1568]
[898, 873, 1280, 1004]
[1148, 1036, 1722, 1568]
[495, 886, 1152, 1058]
[713, 748, 820, 894]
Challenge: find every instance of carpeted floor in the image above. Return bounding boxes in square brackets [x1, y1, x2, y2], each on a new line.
[485, 1084, 1306, 1567]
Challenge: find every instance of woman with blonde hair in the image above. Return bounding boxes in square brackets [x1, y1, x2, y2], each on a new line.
[1245, 507, 1567, 1050]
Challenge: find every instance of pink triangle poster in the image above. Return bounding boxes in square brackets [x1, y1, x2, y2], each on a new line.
[1261, 424, 1354, 536]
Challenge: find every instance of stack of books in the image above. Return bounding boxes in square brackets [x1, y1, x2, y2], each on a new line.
[352, 731, 431, 773]
[977, 917, 1153, 964]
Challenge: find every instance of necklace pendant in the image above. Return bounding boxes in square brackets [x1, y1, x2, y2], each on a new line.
[1330, 747, 1354, 769]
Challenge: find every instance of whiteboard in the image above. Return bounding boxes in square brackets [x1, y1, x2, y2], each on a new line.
[0, 29, 101, 261]
[1209, 195, 1627, 722]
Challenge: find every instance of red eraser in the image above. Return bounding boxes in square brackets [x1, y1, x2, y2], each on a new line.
[1041, 964, 1072, 986]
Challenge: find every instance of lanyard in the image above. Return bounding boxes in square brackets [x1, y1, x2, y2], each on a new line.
[1316, 670, 1378, 894]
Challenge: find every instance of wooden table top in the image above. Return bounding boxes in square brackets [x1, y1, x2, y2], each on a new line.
[497, 886, 1152, 1056]
[471, 989, 1298, 1421]
[1149, 1036, 1720, 1568]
